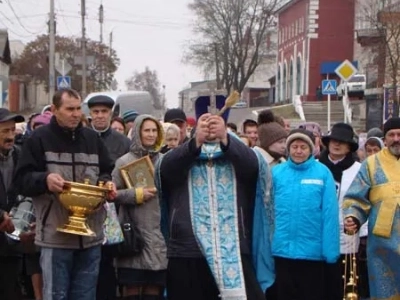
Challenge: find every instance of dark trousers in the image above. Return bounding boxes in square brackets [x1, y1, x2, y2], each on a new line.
[0, 256, 22, 300]
[97, 245, 118, 300]
[167, 255, 265, 300]
[274, 257, 324, 300]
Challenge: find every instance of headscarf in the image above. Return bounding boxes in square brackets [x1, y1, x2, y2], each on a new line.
[129, 114, 164, 159]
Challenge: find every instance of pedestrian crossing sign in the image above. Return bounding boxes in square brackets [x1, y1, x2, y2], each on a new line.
[321, 79, 337, 95]
[57, 76, 71, 90]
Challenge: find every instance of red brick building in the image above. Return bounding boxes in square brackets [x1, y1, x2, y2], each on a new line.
[276, 0, 355, 102]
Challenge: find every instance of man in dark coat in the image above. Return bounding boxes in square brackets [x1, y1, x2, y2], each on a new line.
[87, 95, 131, 300]
[0, 108, 25, 299]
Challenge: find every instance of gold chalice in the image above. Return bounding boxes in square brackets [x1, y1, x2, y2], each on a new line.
[57, 179, 112, 237]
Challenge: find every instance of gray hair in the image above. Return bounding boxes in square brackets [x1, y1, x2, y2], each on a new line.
[164, 123, 180, 138]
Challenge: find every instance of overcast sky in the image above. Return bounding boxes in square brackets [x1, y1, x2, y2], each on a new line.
[0, 0, 203, 107]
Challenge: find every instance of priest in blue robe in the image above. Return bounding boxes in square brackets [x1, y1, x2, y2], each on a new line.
[155, 93, 274, 300]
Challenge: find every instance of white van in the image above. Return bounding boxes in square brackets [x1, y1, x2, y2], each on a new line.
[82, 91, 155, 117]
[337, 74, 366, 98]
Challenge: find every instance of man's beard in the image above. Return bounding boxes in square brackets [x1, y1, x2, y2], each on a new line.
[389, 143, 400, 156]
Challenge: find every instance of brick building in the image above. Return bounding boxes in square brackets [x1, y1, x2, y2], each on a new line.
[276, 0, 355, 102]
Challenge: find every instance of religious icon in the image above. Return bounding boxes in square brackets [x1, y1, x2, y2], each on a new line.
[119, 156, 155, 189]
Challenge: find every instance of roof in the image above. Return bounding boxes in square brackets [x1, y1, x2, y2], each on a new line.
[275, 0, 302, 14]
[0, 30, 11, 65]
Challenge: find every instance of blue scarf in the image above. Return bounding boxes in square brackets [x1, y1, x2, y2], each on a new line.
[155, 139, 274, 298]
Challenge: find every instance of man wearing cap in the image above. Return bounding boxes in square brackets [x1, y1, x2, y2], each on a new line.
[87, 95, 130, 299]
[122, 110, 139, 133]
[343, 117, 400, 300]
[88, 95, 130, 163]
[318, 123, 366, 300]
[164, 108, 189, 145]
[0, 108, 25, 299]
[155, 95, 274, 300]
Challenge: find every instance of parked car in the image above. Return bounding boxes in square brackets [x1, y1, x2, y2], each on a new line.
[337, 74, 366, 99]
[82, 91, 155, 117]
[232, 101, 248, 108]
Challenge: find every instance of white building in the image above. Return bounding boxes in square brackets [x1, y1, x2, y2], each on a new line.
[0, 29, 11, 108]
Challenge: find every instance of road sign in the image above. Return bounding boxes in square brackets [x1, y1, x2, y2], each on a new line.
[55, 61, 72, 76]
[322, 79, 337, 95]
[55, 53, 72, 76]
[335, 59, 358, 82]
[57, 76, 71, 89]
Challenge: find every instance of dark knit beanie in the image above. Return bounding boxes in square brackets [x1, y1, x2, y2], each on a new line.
[258, 123, 287, 150]
[257, 110, 287, 150]
[384, 117, 400, 137]
[286, 129, 315, 153]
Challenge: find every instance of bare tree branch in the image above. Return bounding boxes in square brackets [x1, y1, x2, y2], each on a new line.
[183, 0, 279, 93]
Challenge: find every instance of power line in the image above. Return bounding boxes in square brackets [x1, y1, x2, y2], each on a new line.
[4, 0, 41, 35]
[58, 14, 188, 29]
[0, 10, 45, 38]
[60, 7, 191, 26]
[56, 0, 74, 35]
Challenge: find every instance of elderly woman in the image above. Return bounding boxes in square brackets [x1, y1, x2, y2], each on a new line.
[160, 122, 180, 153]
[112, 115, 167, 300]
[271, 129, 339, 300]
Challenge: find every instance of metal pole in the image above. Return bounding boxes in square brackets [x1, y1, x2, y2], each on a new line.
[81, 0, 87, 99]
[49, 0, 55, 103]
[99, 3, 104, 90]
[109, 30, 113, 57]
[344, 81, 348, 123]
[99, 4, 103, 44]
[327, 74, 331, 130]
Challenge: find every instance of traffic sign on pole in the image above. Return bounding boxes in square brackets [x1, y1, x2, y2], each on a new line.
[57, 76, 71, 89]
[321, 80, 337, 95]
[335, 60, 358, 82]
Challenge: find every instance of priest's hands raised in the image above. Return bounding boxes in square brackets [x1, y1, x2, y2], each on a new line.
[195, 113, 227, 147]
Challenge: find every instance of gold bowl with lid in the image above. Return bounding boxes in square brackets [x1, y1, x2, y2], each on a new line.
[57, 179, 112, 237]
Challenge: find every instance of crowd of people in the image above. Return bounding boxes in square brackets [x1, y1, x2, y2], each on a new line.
[0, 88, 398, 300]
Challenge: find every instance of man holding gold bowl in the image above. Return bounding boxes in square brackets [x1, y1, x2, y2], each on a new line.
[14, 88, 116, 300]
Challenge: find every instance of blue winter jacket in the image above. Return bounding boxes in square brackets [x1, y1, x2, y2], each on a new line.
[271, 156, 340, 263]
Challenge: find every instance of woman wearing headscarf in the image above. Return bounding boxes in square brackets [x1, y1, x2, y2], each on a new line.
[112, 115, 167, 300]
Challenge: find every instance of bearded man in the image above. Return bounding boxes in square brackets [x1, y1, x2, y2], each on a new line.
[344, 117, 400, 300]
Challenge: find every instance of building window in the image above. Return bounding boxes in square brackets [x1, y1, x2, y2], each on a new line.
[283, 63, 287, 101]
[296, 56, 302, 94]
[277, 66, 281, 102]
[288, 60, 293, 100]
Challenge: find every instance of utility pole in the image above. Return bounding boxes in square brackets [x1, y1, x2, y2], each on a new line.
[81, 0, 87, 99]
[99, 3, 104, 89]
[109, 30, 113, 57]
[99, 4, 104, 43]
[49, 0, 55, 104]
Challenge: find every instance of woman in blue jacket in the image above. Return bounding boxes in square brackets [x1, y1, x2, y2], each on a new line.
[271, 129, 340, 300]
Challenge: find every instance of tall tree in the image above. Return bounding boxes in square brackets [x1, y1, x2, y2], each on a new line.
[10, 34, 120, 93]
[184, 0, 279, 93]
[357, 0, 400, 116]
[125, 67, 164, 110]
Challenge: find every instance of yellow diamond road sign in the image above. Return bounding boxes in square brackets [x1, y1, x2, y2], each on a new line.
[335, 59, 358, 82]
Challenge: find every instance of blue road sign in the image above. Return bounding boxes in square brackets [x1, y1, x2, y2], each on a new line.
[321, 79, 337, 95]
[57, 76, 71, 90]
